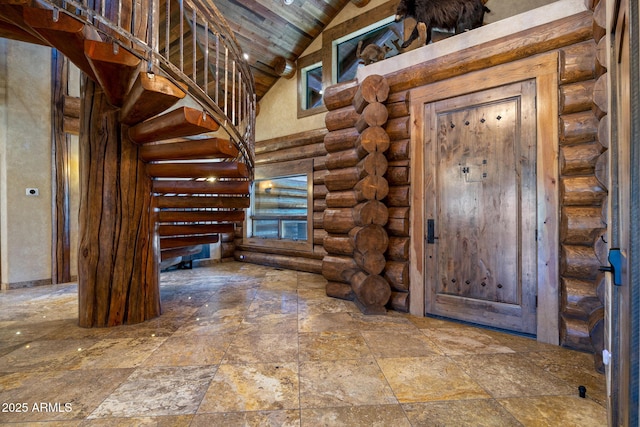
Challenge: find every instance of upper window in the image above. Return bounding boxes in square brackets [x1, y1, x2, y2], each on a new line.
[302, 63, 323, 110]
[297, 50, 326, 118]
[296, 1, 399, 117]
[333, 17, 402, 83]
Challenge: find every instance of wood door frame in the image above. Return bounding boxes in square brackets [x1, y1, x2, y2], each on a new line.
[606, 0, 639, 422]
[409, 52, 560, 344]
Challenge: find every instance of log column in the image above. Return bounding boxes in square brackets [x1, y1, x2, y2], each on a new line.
[322, 75, 392, 314]
[77, 78, 159, 327]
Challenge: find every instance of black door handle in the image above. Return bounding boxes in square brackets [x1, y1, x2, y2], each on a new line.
[599, 248, 623, 286]
[427, 219, 438, 244]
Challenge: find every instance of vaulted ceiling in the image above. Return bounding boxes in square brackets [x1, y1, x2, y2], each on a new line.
[0, 0, 356, 100]
[212, 0, 353, 100]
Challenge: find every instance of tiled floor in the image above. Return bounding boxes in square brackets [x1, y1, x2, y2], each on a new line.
[0, 262, 607, 426]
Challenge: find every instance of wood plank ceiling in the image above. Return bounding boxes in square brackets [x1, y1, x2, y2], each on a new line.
[0, 0, 354, 101]
[212, 0, 352, 100]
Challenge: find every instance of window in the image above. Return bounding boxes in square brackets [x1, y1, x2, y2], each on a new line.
[297, 50, 326, 118]
[252, 175, 308, 241]
[302, 63, 323, 110]
[322, 1, 400, 85]
[245, 159, 313, 251]
[296, 1, 399, 118]
[333, 17, 402, 83]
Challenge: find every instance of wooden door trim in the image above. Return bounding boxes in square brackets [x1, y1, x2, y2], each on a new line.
[408, 52, 560, 344]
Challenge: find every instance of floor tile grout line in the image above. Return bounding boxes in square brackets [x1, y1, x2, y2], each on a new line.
[296, 271, 304, 425]
[364, 328, 415, 426]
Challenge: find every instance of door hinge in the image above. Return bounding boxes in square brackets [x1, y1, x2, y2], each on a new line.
[535, 295, 538, 308]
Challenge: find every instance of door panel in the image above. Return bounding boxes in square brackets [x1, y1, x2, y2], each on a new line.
[425, 81, 537, 334]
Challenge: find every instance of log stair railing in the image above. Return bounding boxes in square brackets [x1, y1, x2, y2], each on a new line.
[6, 2, 253, 259]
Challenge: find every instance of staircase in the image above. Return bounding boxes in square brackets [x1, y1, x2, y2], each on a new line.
[0, 0, 254, 267]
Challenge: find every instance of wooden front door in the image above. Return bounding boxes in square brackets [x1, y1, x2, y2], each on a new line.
[424, 80, 537, 334]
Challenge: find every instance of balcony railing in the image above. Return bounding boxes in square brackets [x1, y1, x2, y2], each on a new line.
[36, 0, 255, 170]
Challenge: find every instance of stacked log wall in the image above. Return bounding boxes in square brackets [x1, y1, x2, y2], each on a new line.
[557, 0, 607, 372]
[234, 128, 328, 273]
[322, 75, 392, 314]
[384, 89, 411, 312]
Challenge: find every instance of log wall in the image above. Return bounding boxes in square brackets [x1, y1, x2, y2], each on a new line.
[320, 3, 603, 359]
[235, 128, 328, 273]
[556, 0, 606, 372]
[322, 75, 393, 314]
[558, 35, 606, 362]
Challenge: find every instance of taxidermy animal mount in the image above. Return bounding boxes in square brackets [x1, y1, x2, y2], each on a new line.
[390, 23, 427, 53]
[356, 40, 392, 65]
[395, 0, 489, 47]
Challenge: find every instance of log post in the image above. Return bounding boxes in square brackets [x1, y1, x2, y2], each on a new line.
[77, 78, 160, 327]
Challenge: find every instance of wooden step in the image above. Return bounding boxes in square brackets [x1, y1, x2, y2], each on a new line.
[140, 138, 239, 162]
[0, 19, 45, 45]
[23, 7, 100, 81]
[160, 234, 220, 250]
[160, 245, 202, 262]
[0, 0, 32, 5]
[128, 106, 220, 144]
[156, 195, 250, 209]
[146, 161, 249, 179]
[159, 223, 235, 237]
[84, 40, 141, 107]
[158, 210, 245, 223]
[120, 72, 187, 125]
[152, 180, 250, 195]
[0, 4, 50, 46]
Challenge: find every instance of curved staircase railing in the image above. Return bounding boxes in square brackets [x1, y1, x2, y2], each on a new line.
[34, 0, 255, 170]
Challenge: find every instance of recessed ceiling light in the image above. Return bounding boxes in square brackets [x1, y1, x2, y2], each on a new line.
[284, 0, 293, 5]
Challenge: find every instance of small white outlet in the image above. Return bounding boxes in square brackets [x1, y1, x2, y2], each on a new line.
[26, 188, 39, 196]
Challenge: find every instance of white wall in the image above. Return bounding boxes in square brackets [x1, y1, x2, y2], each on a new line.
[484, 0, 558, 23]
[0, 39, 53, 288]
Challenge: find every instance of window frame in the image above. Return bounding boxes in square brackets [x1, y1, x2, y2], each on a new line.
[321, 1, 399, 87]
[296, 1, 398, 118]
[244, 159, 314, 252]
[332, 14, 398, 83]
[297, 50, 327, 118]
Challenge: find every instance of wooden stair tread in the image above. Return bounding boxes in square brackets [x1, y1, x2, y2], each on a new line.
[0, 19, 46, 45]
[158, 210, 245, 223]
[152, 179, 249, 195]
[0, 5, 49, 46]
[160, 234, 220, 250]
[128, 106, 220, 144]
[156, 195, 250, 209]
[23, 7, 100, 81]
[159, 223, 235, 237]
[146, 161, 249, 179]
[120, 72, 187, 125]
[140, 138, 239, 162]
[84, 39, 141, 107]
[0, 0, 32, 5]
[160, 245, 203, 261]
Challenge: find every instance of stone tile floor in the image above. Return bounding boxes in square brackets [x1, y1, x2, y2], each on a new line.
[0, 262, 607, 426]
